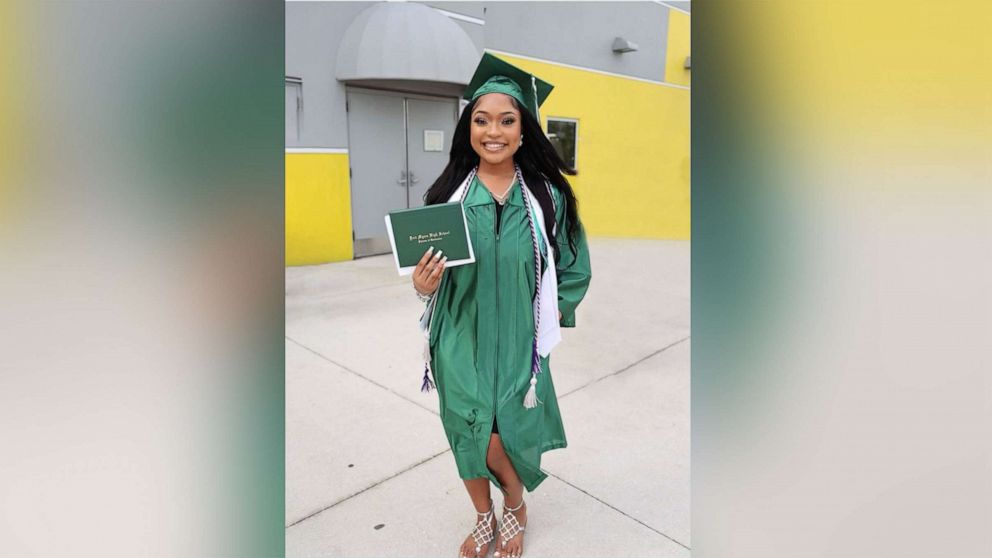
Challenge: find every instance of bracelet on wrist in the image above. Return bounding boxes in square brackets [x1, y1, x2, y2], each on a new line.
[415, 288, 432, 303]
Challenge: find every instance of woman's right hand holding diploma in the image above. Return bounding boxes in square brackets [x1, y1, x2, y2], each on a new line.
[413, 246, 447, 296]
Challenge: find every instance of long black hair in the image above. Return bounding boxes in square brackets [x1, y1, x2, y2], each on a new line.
[423, 96, 583, 263]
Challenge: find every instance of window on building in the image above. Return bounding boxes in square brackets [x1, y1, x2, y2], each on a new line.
[546, 118, 578, 169]
[286, 77, 302, 142]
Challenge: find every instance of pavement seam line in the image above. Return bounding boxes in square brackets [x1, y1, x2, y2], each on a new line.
[286, 279, 407, 301]
[545, 470, 691, 550]
[286, 335, 440, 418]
[559, 335, 690, 399]
[286, 448, 452, 529]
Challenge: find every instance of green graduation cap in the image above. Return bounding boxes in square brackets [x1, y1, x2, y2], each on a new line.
[463, 52, 554, 120]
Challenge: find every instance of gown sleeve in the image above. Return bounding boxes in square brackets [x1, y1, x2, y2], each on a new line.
[551, 186, 592, 327]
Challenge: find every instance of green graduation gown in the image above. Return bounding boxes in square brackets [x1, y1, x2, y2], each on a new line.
[428, 175, 592, 492]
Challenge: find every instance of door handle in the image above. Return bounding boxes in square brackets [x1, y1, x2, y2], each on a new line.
[397, 171, 419, 186]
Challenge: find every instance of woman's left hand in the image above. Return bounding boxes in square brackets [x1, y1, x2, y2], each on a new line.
[412, 247, 447, 296]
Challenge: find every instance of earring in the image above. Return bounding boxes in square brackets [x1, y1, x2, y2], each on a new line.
[519, 135, 524, 146]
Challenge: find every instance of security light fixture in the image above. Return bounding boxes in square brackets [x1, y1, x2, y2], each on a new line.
[612, 37, 639, 54]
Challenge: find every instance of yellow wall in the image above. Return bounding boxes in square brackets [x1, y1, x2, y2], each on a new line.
[665, 9, 691, 87]
[285, 152, 353, 265]
[496, 53, 691, 239]
[287, 20, 691, 265]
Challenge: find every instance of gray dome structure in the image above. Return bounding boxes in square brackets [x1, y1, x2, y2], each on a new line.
[335, 2, 479, 93]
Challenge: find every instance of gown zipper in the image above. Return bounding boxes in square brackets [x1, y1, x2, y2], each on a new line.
[493, 201, 500, 438]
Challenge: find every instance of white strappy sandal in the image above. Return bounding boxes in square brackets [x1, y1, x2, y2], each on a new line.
[495, 499, 527, 558]
[462, 499, 497, 558]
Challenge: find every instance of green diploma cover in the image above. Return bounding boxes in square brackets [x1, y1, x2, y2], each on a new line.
[385, 202, 476, 275]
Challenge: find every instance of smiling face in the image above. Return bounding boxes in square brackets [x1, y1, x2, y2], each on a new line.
[469, 93, 523, 169]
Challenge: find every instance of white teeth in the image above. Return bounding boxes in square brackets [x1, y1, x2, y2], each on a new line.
[483, 143, 506, 151]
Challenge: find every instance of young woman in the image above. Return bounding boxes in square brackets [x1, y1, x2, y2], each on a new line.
[412, 54, 591, 558]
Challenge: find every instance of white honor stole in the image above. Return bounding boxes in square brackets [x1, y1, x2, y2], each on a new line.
[522, 186, 562, 357]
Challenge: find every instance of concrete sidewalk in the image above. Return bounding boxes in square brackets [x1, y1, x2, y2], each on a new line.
[286, 238, 690, 557]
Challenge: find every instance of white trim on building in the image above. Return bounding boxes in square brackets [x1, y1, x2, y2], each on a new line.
[485, 49, 691, 91]
[654, 1, 691, 16]
[433, 8, 484, 26]
[285, 147, 349, 154]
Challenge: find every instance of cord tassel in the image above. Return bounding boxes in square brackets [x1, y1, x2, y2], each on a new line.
[421, 363, 435, 393]
[523, 375, 541, 408]
[421, 339, 434, 393]
[524, 343, 543, 407]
